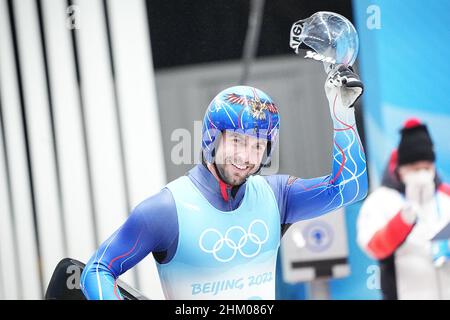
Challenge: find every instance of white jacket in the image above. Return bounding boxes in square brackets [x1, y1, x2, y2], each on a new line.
[357, 184, 450, 299]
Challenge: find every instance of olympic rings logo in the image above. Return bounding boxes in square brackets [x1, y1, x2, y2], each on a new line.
[198, 219, 269, 263]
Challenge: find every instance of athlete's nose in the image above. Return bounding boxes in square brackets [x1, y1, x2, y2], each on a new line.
[235, 148, 250, 166]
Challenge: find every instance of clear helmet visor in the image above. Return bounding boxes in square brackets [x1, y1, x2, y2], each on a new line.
[290, 11, 359, 67]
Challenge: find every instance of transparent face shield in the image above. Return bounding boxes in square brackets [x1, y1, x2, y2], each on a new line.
[290, 11, 359, 73]
[218, 128, 278, 167]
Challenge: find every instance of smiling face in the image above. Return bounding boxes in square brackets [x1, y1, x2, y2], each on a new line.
[212, 130, 268, 186]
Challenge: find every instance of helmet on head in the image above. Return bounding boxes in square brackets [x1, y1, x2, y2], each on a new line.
[201, 86, 280, 167]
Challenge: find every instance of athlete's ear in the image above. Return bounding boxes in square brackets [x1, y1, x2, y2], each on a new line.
[266, 141, 272, 157]
[259, 141, 272, 169]
[210, 130, 225, 160]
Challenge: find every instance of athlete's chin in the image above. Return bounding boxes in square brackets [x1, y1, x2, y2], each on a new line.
[229, 176, 247, 186]
[226, 169, 253, 185]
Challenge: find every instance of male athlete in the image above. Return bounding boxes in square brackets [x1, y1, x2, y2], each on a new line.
[80, 64, 368, 300]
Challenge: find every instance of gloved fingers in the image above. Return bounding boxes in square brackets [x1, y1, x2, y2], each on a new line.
[327, 64, 363, 89]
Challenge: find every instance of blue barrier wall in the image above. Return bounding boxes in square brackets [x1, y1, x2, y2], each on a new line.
[329, 0, 450, 300]
[353, 0, 450, 184]
[277, 0, 449, 299]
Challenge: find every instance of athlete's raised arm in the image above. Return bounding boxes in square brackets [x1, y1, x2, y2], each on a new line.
[266, 65, 368, 225]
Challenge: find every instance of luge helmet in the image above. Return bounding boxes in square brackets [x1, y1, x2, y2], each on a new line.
[202, 86, 280, 167]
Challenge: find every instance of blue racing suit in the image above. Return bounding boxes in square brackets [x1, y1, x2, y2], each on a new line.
[80, 99, 368, 299]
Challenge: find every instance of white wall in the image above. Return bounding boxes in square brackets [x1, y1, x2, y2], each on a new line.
[0, 0, 165, 299]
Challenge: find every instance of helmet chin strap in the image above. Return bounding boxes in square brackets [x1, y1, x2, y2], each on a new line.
[213, 161, 266, 201]
[212, 162, 233, 202]
[201, 153, 232, 201]
[202, 151, 263, 202]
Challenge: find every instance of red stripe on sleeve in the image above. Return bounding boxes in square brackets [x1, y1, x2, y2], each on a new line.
[367, 211, 415, 260]
[114, 280, 122, 300]
[108, 234, 141, 269]
[439, 183, 450, 197]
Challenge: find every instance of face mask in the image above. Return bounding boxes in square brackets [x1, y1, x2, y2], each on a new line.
[403, 169, 436, 206]
[402, 168, 435, 186]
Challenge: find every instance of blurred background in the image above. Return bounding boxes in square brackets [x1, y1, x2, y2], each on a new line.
[0, 0, 449, 300]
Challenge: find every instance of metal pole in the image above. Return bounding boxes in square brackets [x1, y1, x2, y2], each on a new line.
[240, 0, 265, 85]
[308, 279, 331, 300]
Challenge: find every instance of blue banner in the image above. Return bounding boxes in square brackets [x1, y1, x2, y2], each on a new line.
[330, 0, 450, 300]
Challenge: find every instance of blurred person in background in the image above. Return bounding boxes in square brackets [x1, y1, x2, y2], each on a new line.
[357, 118, 450, 300]
[80, 65, 368, 300]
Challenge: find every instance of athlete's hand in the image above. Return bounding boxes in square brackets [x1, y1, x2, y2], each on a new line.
[325, 64, 364, 109]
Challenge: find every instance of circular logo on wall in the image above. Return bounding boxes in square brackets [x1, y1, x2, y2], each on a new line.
[303, 221, 333, 253]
